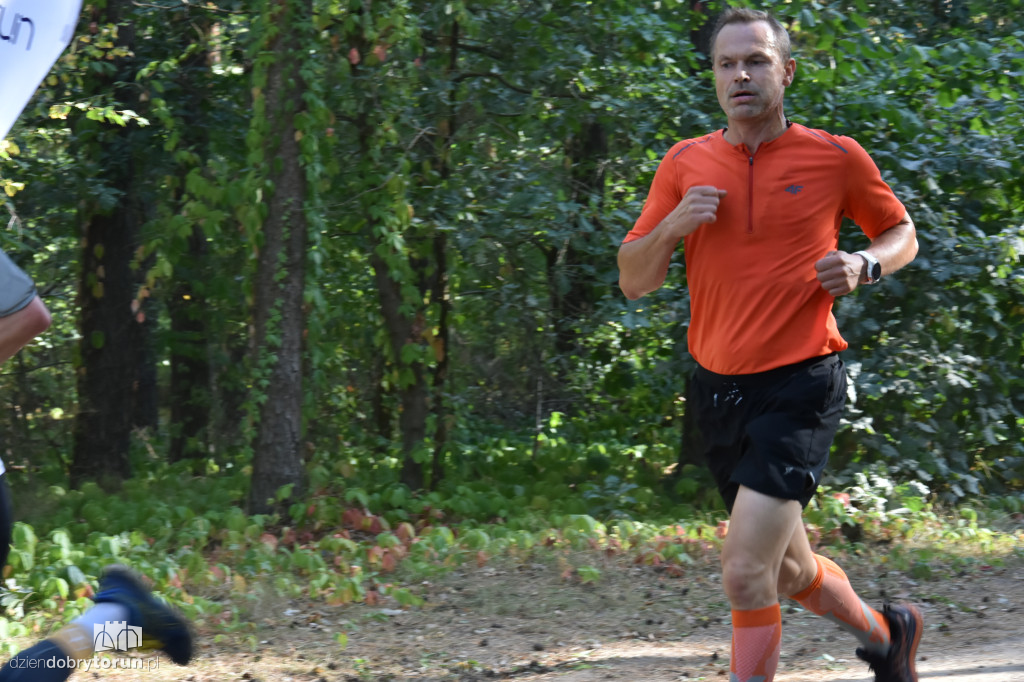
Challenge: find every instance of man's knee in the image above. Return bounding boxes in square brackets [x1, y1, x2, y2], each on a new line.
[721, 554, 777, 607]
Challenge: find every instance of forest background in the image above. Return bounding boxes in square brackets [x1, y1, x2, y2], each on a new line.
[0, 0, 1022, 657]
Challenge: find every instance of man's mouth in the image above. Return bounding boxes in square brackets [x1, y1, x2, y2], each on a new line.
[731, 90, 756, 101]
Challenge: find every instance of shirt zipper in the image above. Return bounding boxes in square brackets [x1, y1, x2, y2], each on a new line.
[747, 155, 754, 234]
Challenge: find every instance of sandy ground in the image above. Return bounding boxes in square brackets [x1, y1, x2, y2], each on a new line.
[20, 549, 1019, 681]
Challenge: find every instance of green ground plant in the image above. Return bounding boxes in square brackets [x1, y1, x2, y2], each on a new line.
[3, 416, 1021, 658]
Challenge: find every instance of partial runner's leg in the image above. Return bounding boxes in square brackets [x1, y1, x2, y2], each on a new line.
[0, 640, 77, 682]
[779, 512, 923, 682]
[722, 486, 804, 682]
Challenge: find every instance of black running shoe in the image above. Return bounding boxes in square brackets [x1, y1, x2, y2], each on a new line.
[92, 564, 194, 665]
[856, 602, 923, 682]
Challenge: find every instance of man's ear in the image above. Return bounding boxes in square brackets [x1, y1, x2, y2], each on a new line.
[783, 58, 796, 86]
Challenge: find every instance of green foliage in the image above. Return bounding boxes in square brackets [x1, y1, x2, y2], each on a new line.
[592, 0, 1024, 501]
[0, 4, 1022, 647]
[5, 445, 1021, 656]
[24, 1, 1024, 499]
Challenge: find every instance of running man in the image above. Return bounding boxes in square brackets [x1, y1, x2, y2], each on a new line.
[618, 8, 922, 682]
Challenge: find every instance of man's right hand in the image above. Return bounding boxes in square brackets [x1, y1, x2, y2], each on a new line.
[660, 186, 728, 240]
[617, 186, 727, 300]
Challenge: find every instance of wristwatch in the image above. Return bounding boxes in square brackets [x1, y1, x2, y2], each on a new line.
[854, 250, 881, 285]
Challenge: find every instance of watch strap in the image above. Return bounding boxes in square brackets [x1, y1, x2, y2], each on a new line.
[853, 250, 881, 284]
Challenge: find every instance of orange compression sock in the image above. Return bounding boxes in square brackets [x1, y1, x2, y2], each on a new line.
[730, 603, 781, 682]
[791, 554, 890, 656]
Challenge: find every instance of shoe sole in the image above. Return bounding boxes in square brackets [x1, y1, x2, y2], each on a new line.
[896, 603, 923, 681]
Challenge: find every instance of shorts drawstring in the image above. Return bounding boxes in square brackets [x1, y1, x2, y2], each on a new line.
[713, 382, 744, 407]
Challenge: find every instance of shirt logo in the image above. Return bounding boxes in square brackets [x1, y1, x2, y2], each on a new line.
[785, 184, 804, 195]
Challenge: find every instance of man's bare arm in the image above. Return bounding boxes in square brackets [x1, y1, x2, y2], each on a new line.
[815, 213, 918, 297]
[617, 227, 681, 301]
[862, 213, 919, 276]
[618, 186, 727, 300]
[0, 296, 51, 364]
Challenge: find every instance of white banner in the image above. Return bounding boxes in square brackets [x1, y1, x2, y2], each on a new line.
[0, 0, 83, 141]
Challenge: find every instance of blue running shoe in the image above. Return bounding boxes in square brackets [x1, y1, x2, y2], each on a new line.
[92, 564, 193, 665]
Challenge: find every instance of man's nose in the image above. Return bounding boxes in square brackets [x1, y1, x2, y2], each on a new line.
[736, 68, 751, 82]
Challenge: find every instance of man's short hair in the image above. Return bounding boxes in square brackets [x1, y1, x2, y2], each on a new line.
[709, 8, 792, 63]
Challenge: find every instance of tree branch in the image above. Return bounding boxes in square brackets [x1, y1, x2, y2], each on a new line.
[453, 71, 588, 101]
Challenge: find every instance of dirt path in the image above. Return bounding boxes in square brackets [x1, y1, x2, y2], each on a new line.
[56, 550, 1023, 681]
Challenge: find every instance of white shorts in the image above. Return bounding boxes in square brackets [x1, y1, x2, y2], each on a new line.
[0, 249, 36, 317]
[0, 248, 38, 476]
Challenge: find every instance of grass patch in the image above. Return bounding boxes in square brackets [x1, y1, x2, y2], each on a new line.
[2, 446, 1022, 658]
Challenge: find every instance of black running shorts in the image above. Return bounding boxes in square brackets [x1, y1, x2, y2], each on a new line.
[690, 353, 847, 513]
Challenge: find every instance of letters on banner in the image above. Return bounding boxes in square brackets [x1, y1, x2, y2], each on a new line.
[0, 0, 83, 140]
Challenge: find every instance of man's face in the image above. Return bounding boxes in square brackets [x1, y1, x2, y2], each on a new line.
[712, 21, 795, 123]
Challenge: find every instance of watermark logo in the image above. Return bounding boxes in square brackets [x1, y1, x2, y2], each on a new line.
[94, 621, 143, 653]
[6, 655, 160, 673]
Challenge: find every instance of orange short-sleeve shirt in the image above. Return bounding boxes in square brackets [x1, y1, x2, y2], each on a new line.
[623, 123, 906, 375]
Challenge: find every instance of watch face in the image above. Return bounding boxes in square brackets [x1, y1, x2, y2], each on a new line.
[870, 261, 882, 280]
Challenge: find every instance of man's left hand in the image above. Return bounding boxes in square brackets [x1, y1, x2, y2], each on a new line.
[814, 250, 864, 297]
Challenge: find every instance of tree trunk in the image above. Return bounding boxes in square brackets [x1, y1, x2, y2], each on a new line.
[352, 13, 456, 492]
[132, 308, 159, 433]
[70, 0, 144, 487]
[428, 19, 460, 487]
[429, 229, 450, 486]
[168, 17, 216, 464]
[369, 251, 430, 491]
[168, 230, 211, 464]
[548, 118, 608, 362]
[369, 351, 391, 441]
[72, 202, 142, 486]
[690, 0, 716, 70]
[246, 0, 311, 514]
